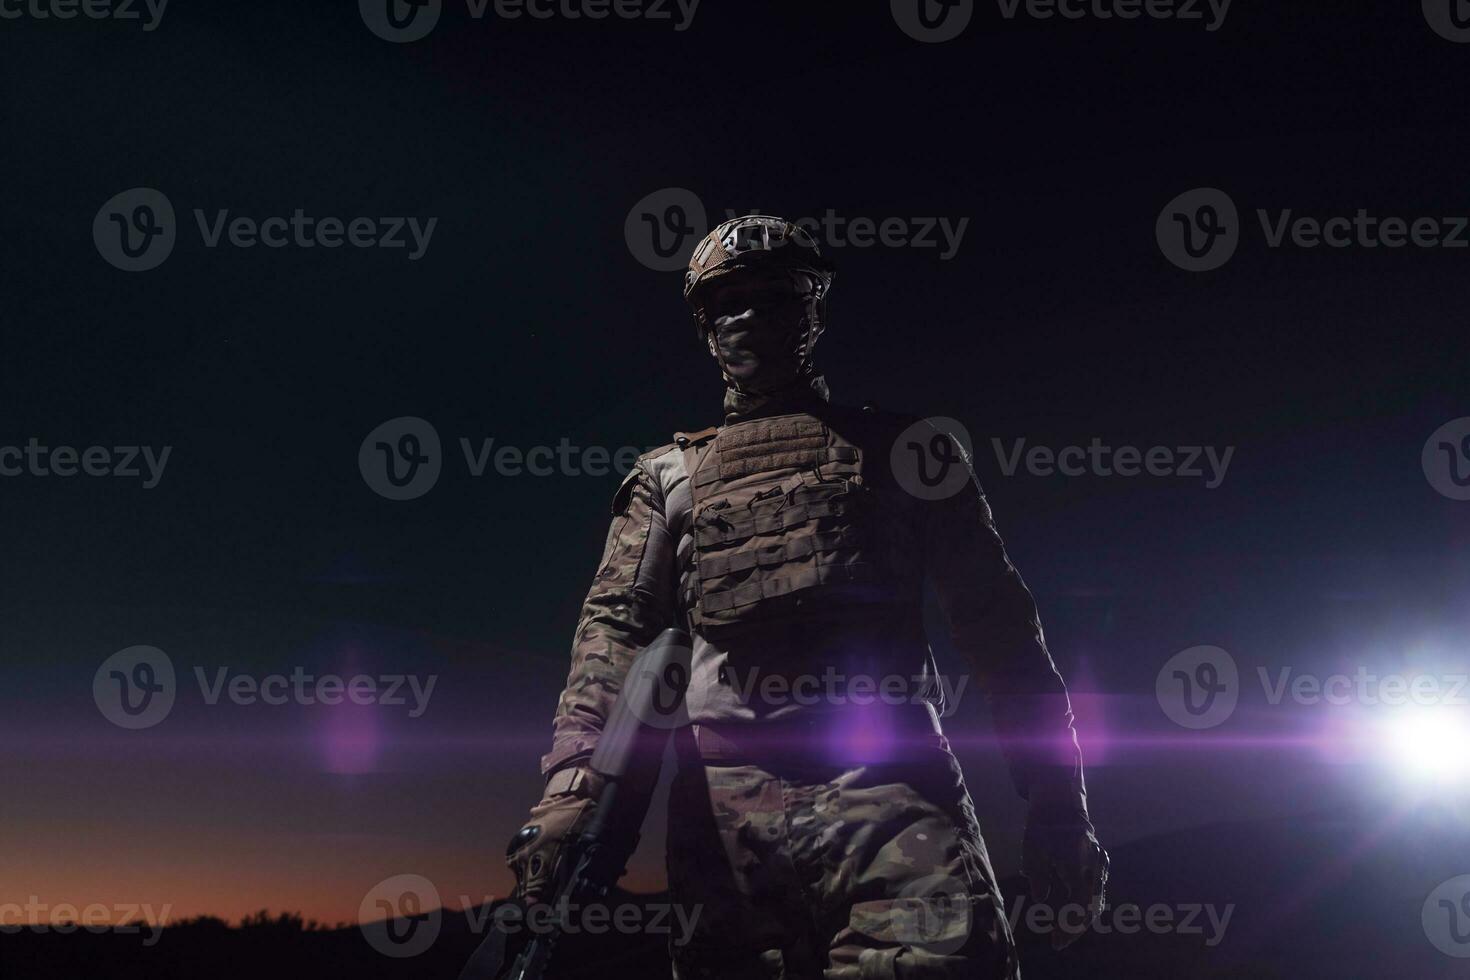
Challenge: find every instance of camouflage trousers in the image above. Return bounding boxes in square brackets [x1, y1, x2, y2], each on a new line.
[666, 730, 1020, 980]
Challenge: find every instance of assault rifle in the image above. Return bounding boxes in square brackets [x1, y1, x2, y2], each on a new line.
[457, 627, 692, 980]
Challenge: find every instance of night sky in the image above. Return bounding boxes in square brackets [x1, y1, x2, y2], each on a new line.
[3, 0, 1468, 945]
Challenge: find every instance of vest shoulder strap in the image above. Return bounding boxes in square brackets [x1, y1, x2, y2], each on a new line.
[673, 426, 720, 448]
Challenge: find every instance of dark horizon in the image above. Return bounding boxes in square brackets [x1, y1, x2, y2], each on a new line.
[2, 1, 1468, 974]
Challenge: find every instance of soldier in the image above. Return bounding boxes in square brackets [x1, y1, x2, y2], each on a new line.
[506, 215, 1108, 979]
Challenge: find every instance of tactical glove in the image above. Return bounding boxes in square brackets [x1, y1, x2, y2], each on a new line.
[505, 766, 605, 904]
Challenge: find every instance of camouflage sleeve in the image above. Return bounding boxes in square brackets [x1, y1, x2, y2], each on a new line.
[539, 457, 676, 777]
[922, 436, 1088, 816]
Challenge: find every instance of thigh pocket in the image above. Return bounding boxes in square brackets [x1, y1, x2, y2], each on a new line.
[834, 890, 1016, 980]
[849, 892, 974, 958]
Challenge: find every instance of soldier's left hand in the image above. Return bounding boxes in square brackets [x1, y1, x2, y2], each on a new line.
[1020, 811, 1109, 950]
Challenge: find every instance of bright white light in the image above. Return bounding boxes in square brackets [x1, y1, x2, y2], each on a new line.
[1383, 708, 1470, 782]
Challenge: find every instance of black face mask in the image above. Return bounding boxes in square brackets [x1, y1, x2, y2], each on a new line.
[704, 272, 822, 396]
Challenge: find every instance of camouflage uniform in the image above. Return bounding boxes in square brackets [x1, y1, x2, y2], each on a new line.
[665, 727, 1018, 980]
[528, 218, 1095, 980]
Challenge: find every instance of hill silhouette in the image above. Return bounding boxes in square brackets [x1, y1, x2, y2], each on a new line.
[6, 810, 1465, 979]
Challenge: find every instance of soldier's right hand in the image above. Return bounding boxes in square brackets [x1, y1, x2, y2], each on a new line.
[505, 766, 604, 904]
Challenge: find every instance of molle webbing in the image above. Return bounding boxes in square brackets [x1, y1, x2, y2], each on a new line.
[693, 418, 858, 488]
[697, 526, 864, 577]
[684, 412, 900, 627]
[697, 561, 878, 614]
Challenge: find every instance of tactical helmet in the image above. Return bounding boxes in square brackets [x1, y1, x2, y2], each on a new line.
[683, 215, 835, 339]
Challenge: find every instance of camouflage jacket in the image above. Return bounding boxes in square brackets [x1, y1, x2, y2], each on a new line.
[541, 398, 1087, 813]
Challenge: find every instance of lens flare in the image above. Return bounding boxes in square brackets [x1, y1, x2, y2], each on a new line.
[1381, 708, 1470, 782]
